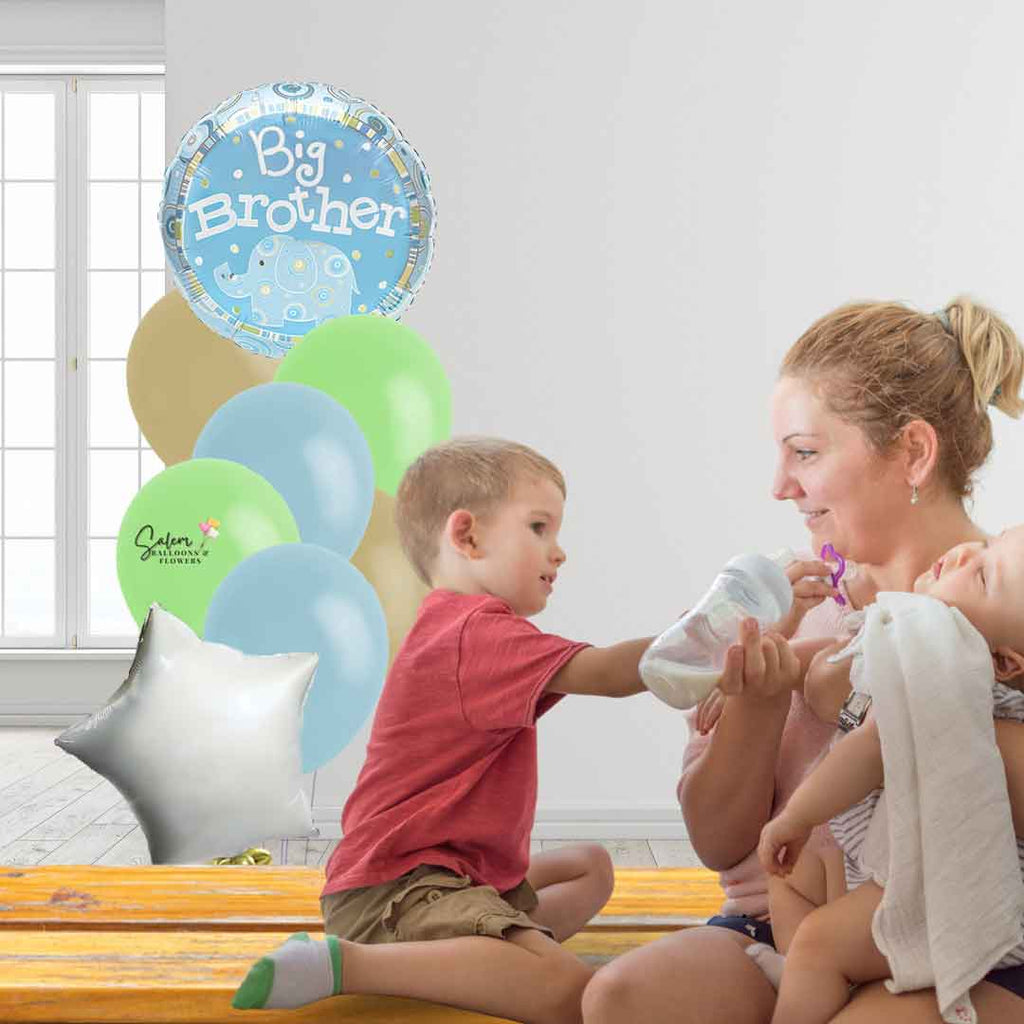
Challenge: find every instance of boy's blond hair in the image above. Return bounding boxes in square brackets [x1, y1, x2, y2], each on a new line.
[395, 437, 566, 585]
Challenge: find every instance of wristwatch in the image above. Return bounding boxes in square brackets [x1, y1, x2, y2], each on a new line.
[837, 690, 872, 733]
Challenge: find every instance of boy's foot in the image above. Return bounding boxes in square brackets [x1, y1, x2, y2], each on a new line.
[232, 932, 343, 1009]
[745, 941, 785, 990]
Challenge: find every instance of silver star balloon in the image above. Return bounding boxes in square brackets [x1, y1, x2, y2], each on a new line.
[56, 604, 318, 864]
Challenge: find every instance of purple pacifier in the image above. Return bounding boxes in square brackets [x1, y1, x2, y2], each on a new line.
[820, 543, 847, 606]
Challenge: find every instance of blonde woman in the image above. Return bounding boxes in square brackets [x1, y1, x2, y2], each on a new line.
[583, 298, 1024, 1024]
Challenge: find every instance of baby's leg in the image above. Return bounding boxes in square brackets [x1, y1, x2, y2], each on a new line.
[526, 842, 615, 942]
[771, 879, 889, 1024]
[748, 847, 847, 991]
[236, 927, 594, 1023]
[769, 845, 845, 954]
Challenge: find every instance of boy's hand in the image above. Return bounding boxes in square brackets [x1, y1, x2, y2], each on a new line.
[774, 559, 839, 639]
[758, 813, 812, 877]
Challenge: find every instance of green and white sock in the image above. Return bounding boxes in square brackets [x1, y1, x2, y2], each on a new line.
[232, 932, 343, 1010]
[745, 941, 785, 990]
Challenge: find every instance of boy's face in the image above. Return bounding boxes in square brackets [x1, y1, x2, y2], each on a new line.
[472, 475, 567, 617]
[913, 525, 1024, 655]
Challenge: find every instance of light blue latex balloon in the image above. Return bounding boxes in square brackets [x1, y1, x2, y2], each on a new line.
[204, 543, 388, 772]
[193, 382, 374, 559]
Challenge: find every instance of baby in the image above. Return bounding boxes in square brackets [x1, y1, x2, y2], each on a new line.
[754, 526, 1024, 1024]
[232, 437, 662, 1022]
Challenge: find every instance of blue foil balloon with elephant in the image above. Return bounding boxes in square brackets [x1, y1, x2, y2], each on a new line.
[160, 82, 435, 357]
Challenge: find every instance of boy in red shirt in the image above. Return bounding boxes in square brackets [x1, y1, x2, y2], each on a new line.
[234, 437, 656, 1022]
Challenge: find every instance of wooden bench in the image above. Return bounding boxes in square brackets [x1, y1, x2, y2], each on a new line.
[0, 865, 725, 1022]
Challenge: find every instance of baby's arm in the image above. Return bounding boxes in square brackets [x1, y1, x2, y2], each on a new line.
[546, 638, 654, 698]
[759, 719, 882, 876]
[995, 719, 1024, 836]
[802, 637, 857, 725]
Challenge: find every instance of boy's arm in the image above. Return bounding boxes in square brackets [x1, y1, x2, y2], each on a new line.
[545, 639, 653, 698]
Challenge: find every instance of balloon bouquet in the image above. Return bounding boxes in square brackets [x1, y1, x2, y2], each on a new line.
[57, 82, 446, 864]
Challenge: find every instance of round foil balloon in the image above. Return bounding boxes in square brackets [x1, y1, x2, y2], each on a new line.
[116, 459, 300, 634]
[160, 82, 435, 357]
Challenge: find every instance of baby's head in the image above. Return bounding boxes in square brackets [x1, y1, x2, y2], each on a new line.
[395, 437, 567, 617]
[913, 525, 1024, 685]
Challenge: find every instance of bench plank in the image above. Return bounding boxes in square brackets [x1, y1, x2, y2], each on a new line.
[0, 928, 676, 1023]
[0, 865, 723, 931]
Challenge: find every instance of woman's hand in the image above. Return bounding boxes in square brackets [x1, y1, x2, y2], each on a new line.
[774, 559, 839, 639]
[694, 689, 726, 734]
[717, 620, 802, 701]
[757, 812, 812, 877]
[693, 622, 802, 734]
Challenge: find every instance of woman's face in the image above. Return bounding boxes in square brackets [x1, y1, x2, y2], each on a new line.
[770, 376, 908, 562]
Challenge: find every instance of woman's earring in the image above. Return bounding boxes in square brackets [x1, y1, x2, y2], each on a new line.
[910, 484, 920, 506]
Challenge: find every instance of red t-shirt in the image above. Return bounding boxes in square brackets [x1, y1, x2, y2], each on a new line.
[321, 589, 590, 896]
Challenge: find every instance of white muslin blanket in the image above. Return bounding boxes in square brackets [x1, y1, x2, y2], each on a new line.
[843, 592, 1024, 1023]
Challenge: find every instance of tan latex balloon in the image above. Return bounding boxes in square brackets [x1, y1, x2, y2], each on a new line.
[351, 490, 429, 667]
[127, 292, 280, 465]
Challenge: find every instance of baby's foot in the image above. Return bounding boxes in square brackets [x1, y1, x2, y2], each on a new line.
[232, 932, 343, 1009]
[745, 941, 785, 990]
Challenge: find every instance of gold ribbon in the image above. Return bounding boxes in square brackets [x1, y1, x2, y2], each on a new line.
[209, 846, 273, 866]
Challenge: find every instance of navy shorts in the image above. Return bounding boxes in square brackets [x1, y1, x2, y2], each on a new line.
[707, 915, 1022, 1001]
[706, 914, 775, 947]
[987, 964, 1024, 999]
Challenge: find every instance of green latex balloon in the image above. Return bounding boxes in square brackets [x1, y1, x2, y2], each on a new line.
[274, 316, 451, 495]
[116, 459, 300, 634]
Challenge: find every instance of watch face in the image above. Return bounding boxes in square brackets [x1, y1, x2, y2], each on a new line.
[848, 692, 871, 716]
[839, 691, 872, 731]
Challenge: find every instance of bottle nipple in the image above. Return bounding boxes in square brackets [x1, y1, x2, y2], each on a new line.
[768, 547, 797, 571]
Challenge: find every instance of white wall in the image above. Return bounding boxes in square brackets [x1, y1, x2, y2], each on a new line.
[160, 0, 1024, 831]
[0, 0, 162, 61]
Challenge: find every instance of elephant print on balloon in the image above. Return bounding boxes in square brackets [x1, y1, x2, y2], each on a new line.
[214, 235, 361, 329]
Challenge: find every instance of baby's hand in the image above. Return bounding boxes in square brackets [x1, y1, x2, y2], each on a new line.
[694, 689, 726, 734]
[757, 813, 812, 877]
[774, 559, 840, 639]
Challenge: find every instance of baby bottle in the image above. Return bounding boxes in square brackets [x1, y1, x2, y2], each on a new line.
[640, 552, 794, 709]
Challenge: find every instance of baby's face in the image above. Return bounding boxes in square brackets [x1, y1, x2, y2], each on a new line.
[913, 524, 1024, 653]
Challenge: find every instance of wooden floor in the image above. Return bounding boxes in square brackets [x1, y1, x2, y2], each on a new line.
[0, 728, 702, 869]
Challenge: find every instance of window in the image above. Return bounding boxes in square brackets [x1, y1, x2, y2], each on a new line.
[0, 72, 165, 649]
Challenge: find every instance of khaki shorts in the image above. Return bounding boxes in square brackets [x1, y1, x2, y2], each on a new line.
[320, 864, 552, 944]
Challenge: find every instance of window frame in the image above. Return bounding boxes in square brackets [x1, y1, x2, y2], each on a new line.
[0, 76, 67, 648]
[0, 69, 165, 651]
[76, 74, 165, 650]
